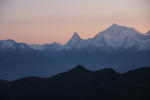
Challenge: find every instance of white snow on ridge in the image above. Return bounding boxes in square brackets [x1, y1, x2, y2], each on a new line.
[1, 24, 150, 51]
[65, 32, 87, 49]
[146, 31, 150, 36]
[64, 24, 150, 50]
[30, 44, 46, 50]
[93, 24, 150, 49]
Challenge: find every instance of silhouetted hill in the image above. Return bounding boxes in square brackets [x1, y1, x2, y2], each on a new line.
[68, 65, 91, 73]
[0, 65, 150, 100]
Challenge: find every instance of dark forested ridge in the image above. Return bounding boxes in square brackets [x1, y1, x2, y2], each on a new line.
[0, 65, 150, 100]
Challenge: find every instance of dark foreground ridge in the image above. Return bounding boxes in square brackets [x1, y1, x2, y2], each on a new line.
[0, 65, 150, 100]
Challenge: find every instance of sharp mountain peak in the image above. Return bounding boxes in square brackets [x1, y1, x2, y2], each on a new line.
[71, 32, 81, 39]
[68, 65, 91, 73]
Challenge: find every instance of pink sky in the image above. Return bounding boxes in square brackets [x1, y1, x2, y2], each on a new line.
[0, 0, 150, 44]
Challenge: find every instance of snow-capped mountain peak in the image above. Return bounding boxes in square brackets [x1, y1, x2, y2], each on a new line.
[108, 23, 122, 29]
[0, 39, 32, 51]
[65, 32, 83, 48]
[95, 24, 141, 38]
[0, 39, 17, 48]
[93, 24, 150, 50]
[70, 32, 81, 40]
[146, 31, 150, 36]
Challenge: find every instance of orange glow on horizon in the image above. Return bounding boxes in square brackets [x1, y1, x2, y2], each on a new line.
[0, 0, 149, 44]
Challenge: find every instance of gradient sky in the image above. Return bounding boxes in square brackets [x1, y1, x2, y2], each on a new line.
[0, 0, 150, 44]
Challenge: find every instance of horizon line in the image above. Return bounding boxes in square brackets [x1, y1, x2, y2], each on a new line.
[0, 24, 149, 45]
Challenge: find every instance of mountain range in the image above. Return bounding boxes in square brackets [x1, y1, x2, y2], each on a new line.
[0, 65, 150, 100]
[1, 24, 150, 51]
[0, 24, 150, 80]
